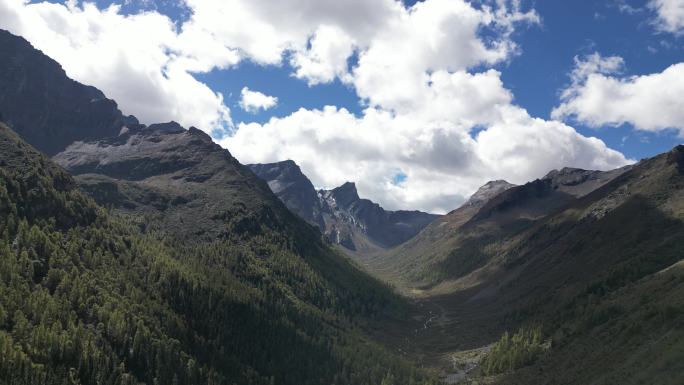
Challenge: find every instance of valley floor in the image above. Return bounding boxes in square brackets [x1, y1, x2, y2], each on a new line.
[368, 279, 508, 384]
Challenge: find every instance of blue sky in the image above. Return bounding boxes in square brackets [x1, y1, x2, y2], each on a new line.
[499, 0, 684, 160]
[6, 0, 684, 212]
[89, 0, 684, 160]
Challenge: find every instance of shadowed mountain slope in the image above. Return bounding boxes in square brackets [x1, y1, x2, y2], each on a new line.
[0, 121, 437, 385]
[0, 29, 136, 155]
[0, 29, 436, 385]
[248, 160, 439, 253]
[374, 148, 683, 385]
[367, 165, 630, 291]
[479, 147, 684, 384]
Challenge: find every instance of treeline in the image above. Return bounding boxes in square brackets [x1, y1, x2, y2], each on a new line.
[480, 326, 545, 375]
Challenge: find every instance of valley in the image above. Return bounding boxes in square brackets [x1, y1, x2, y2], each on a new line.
[0, 26, 683, 385]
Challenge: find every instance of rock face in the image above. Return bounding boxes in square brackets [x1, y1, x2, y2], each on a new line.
[461, 180, 516, 209]
[248, 161, 325, 227]
[0, 29, 135, 155]
[472, 166, 632, 224]
[319, 182, 440, 250]
[248, 161, 440, 252]
[541, 166, 632, 197]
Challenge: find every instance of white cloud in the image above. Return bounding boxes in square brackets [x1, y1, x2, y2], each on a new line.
[239, 87, 278, 113]
[290, 25, 355, 85]
[649, 0, 684, 34]
[0, 0, 234, 132]
[351, 0, 539, 112]
[0, 0, 633, 213]
[179, 0, 400, 66]
[219, 1, 628, 213]
[553, 53, 684, 136]
[223, 71, 630, 214]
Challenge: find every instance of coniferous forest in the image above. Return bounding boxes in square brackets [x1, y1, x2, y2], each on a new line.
[0, 122, 435, 385]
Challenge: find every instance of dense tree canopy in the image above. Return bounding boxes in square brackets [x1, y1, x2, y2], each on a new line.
[0, 123, 436, 385]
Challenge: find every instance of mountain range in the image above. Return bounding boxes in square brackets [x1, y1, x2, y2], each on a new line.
[0, 29, 433, 385]
[0, 27, 683, 385]
[248, 160, 439, 253]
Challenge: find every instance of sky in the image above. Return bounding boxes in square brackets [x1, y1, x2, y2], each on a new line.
[1, 0, 683, 213]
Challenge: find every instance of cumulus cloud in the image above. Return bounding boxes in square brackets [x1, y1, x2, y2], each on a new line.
[649, 0, 684, 34]
[290, 25, 355, 85]
[0, 0, 234, 132]
[223, 75, 629, 213]
[553, 53, 684, 136]
[239, 87, 278, 113]
[179, 0, 400, 67]
[219, 1, 628, 213]
[0, 0, 632, 213]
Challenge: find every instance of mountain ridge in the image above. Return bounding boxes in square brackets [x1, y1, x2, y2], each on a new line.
[0, 29, 137, 155]
[364, 164, 632, 292]
[248, 160, 440, 253]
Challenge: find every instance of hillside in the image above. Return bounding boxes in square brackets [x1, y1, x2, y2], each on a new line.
[372, 148, 684, 384]
[368, 167, 629, 292]
[0, 121, 435, 385]
[479, 146, 684, 384]
[0, 28, 436, 385]
[249, 160, 439, 253]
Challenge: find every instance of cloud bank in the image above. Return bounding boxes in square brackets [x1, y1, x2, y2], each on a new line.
[0, 0, 633, 213]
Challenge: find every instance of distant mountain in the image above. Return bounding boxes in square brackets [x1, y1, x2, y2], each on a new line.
[368, 165, 630, 289]
[0, 29, 136, 155]
[248, 160, 440, 252]
[248, 160, 325, 227]
[461, 180, 517, 209]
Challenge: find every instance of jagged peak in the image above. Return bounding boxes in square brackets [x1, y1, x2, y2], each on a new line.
[462, 179, 516, 208]
[328, 182, 360, 207]
[248, 160, 308, 181]
[279, 159, 298, 167]
[147, 121, 185, 133]
[332, 181, 359, 196]
[667, 144, 684, 171]
[481, 179, 514, 188]
[543, 167, 593, 180]
[271, 159, 302, 172]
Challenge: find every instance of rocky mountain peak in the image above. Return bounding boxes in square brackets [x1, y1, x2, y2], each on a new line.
[328, 182, 360, 208]
[543, 167, 598, 187]
[250, 163, 439, 252]
[248, 160, 311, 187]
[463, 179, 516, 208]
[667, 144, 684, 172]
[541, 165, 632, 197]
[0, 29, 134, 155]
[148, 121, 185, 133]
[247, 160, 323, 226]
